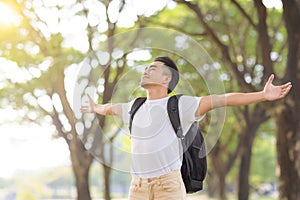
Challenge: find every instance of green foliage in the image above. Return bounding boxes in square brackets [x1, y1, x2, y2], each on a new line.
[0, 0, 290, 199]
[250, 122, 277, 185]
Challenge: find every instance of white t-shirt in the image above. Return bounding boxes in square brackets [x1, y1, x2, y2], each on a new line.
[122, 95, 204, 178]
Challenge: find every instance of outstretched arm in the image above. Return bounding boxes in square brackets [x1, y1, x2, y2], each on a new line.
[80, 94, 122, 116]
[196, 74, 292, 116]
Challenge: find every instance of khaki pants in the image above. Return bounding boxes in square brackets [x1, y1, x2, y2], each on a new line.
[128, 170, 186, 200]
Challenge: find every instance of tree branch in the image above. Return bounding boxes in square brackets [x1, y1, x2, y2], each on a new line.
[254, 0, 274, 80]
[176, 0, 255, 91]
[231, 0, 257, 29]
[50, 110, 69, 142]
[143, 18, 207, 37]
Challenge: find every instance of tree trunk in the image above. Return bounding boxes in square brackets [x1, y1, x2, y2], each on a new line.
[53, 70, 94, 200]
[238, 106, 268, 200]
[238, 130, 255, 200]
[275, 105, 300, 200]
[207, 168, 228, 200]
[219, 172, 227, 200]
[210, 154, 228, 200]
[206, 171, 219, 198]
[277, 1, 300, 199]
[69, 137, 93, 200]
[209, 138, 238, 200]
[103, 164, 112, 200]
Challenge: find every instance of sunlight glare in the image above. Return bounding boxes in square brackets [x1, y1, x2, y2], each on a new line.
[0, 122, 70, 178]
[0, 2, 22, 27]
[262, 0, 283, 9]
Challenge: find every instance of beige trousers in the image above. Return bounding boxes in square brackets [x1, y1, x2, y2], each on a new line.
[128, 170, 186, 200]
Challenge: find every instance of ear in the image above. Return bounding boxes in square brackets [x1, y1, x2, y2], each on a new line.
[162, 75, 172, 85]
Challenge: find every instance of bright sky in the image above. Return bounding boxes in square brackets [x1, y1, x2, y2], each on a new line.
[0, 0, 283, 179]
[0, 123, 70, 178]
[0, 2, 22, 26]
[263, 0, 283, 9]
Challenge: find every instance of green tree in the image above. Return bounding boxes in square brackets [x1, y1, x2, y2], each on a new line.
[169, 0, 300, 199]
[0, 1, 172, 199]
[0, 1, 92, 199]
[139, 0, 300, 199]
[251, 128, 277, 186]
[141, 2, 275, 199]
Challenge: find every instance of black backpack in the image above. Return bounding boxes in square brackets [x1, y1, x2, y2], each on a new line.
[129, 94, 207, 193]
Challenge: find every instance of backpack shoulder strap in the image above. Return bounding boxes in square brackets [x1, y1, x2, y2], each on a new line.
[167, 94, 184, 139]
[129, 97, 147, 132]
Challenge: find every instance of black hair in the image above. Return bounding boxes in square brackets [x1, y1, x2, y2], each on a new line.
[154, 56, 179, 93]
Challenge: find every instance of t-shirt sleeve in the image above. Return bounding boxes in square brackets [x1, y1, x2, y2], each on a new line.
[122, 99, 135, 125]
[178, 95, 205, 135]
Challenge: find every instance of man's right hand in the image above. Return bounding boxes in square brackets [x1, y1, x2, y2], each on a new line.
[80, 94, 96, 113]
[80, 94, 123, 116]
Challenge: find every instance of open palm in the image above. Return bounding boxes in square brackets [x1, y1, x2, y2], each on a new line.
[80, 94, 96, 113]
[263, 74, 292, 101]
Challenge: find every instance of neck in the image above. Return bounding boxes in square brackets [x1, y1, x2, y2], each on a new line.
[146, 88, 168, 100]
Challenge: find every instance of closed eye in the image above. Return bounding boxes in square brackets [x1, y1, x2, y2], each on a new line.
[145, 65, 157, 71]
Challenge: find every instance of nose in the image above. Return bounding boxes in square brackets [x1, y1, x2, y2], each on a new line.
[143, 68, 149, 75]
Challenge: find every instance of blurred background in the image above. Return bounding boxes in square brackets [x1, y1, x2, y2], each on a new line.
[0, 0, 299, 200]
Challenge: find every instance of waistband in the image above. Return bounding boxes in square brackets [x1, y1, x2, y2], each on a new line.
[132, 170, 181, 183]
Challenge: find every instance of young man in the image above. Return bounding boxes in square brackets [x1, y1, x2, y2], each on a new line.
[81, 57, 292, 200]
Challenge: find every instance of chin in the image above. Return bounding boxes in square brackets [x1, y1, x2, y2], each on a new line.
[140, 82, 149, 89]
[140, 80, 150, 86]
[141, 82, 155, 90]
[140, 81, 145, 87]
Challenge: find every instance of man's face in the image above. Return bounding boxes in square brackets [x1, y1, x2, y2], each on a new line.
[140, 61, 171, 90]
